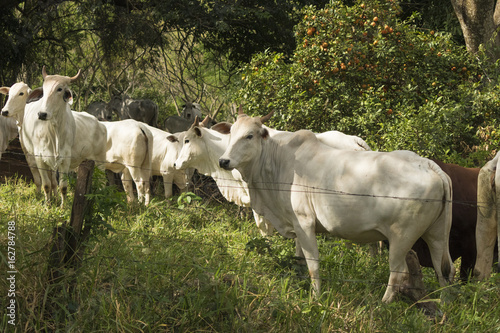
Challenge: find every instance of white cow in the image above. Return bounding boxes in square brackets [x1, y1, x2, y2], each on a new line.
[142, 124, 188, 199]
[0, 69, 80, 205]
[1, 83, 48, 193]
[0, 114, 18, 160]
[217, 111, 454, 303]
[1, 80, 109, 199]
[173, 116, 273, 235]
[100, 119, 153, 205]
[174, 116, 373, 238]
[1, 81, 153, 205]
[474, 151, 500, 280]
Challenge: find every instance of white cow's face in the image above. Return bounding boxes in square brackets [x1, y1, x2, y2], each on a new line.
[0, 82, 31, 119]
[174, 126, 206, 170]
[37, 68, 80, 121]
[219, 115, 268, 171]
[38, 76, 73, 121]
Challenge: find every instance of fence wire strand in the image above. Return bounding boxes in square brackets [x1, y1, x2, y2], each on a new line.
[0, 149, 489, 209]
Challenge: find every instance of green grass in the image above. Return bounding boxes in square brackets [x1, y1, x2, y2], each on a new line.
[1, 177, 499, 332]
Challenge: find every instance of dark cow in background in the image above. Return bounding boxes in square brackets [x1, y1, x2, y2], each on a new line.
[86, 101, 113, 121]
[412, 160, 480, 281]
[164, 102, 215, 133]
[180, 102, 202, 122]
[108, 94, 158, 127]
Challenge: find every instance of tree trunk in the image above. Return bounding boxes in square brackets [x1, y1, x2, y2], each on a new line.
[451, 0, 500, 60]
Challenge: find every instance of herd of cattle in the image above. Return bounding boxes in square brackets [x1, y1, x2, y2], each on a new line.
[0, 68, 499, 304]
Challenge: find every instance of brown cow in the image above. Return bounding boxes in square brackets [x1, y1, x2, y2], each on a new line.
[412, 160, 479, 281]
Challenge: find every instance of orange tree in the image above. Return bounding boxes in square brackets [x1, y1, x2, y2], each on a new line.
[234, 0, 500, 165]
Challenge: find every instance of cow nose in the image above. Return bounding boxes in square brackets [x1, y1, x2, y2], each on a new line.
[219, 159, 231, 170]
[38, 112, 47, 120]
[1, 110, 8, 117]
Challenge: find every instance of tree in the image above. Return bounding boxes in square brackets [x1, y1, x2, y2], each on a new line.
[451, 0, 500, 59]
[235, 0, 500, 165]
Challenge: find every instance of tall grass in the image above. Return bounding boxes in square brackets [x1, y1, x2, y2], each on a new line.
[1, 178, 499, 332]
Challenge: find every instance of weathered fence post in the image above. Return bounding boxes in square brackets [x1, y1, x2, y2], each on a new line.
[48, 160, 95, 283]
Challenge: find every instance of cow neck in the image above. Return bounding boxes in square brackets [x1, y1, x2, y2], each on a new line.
[240, 134, 283, 186]
[198, 127, 231, 177]
[12, 103, 26, 128]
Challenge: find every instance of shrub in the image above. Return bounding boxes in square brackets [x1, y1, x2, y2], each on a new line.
[235, 0, 500, 165]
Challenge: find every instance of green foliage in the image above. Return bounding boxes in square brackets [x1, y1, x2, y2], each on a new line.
[235, 0, 500, 164]
[174, 191, 202, 209]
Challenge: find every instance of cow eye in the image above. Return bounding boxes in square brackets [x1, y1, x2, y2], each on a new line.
[246, 134, 253, 140]
[19, 92, 24, 96]
[57, 87, 63, 92]
[184, 139, 190, 144]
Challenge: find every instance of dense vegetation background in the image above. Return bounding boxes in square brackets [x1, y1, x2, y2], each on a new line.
[1, 0, 500, 166]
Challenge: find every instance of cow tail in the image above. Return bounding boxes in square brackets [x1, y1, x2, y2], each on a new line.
[140, 125, 153, 173]
[429, 160, 453, 282]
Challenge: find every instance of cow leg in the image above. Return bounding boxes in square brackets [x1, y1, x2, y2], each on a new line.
[252, 210, 274, 237]
[173, 171, 188, 193]
[121, 168, 136, 203]
[57, 171, 69, 206]
[57, 157, 73, 206]
[421, 217, 455, 287]
[25, 153, 42, 193]
[368, 242, 383, 257]
[162, 173, 175, 199]
[295, 238, 306, 266]
[383, 242, 411, 303]
[474, 165, 497, 280]
[38, 165, 55, 203]
[474, 202, 497, 280]
[129, 167, 151, 205]
[294, 221, 321, 296]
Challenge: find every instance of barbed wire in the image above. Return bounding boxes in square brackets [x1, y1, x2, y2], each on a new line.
[0, 149, 488, 208]
[0, 210, 467, 290]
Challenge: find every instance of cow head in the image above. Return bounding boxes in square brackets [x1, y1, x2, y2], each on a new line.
[0, 82, 32, 120]
[174, 116, 208, 170]
[38, 66, 81, 121]
[181, 102, 202, 121]
[218, 110, 273, 171]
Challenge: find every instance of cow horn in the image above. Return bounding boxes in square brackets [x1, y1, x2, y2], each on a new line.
[70, 69, 82, 83]
[42, 66, 48, 79]
[238, 105, 244, 115]
[201, 115, 211, 127]
[192, 115, 200, 128]
[260, 110, 274, 124]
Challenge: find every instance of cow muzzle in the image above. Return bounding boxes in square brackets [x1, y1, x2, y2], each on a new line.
[1, 110, 9, 117]
[219, 159, 232, 170]
[38, 112, 48, 120]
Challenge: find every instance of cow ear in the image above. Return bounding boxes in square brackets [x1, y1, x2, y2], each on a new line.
[260, 128, 269, 139]
[194, 127, 202, 137]
[63, 89, 73, 105]
[0, 87, 9, 95]
[211, 122, 231, 134]
[167, 135, 179, 143]
[27, 87, 43, 103]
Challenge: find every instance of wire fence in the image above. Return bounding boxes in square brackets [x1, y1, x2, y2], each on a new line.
[7, 216, 453, 294]
[0, 148, 486, 209]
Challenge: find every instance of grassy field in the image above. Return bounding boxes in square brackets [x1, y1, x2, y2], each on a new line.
[1, 176, 499, 332]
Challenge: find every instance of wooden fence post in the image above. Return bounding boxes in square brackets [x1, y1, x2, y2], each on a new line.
[48, 160, 95, 283]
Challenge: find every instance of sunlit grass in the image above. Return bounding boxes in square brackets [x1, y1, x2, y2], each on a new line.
[1, 178, 499, 332]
